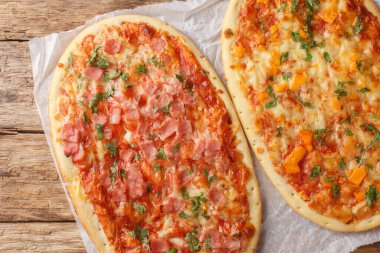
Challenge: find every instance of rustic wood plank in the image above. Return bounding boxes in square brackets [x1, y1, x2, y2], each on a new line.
[0, 0, 166, 40]
[0, 222, 85, 252]
[355, 242, 380, 253]
[0, 41, 42, 131]
[0, 133, 73, 221]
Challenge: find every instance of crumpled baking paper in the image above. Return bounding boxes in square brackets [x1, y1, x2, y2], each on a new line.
[29, 0, 380, 252]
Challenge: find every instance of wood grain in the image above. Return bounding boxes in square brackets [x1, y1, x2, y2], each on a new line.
[0, 222, 85, 252]
[0, 133, 73, 221]
[0, 41, 41, 131]
[0, 0, 166, 40]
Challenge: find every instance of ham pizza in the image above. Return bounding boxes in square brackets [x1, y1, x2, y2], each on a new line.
[49, 15, 261, 252]
[222, 0, 380, 231]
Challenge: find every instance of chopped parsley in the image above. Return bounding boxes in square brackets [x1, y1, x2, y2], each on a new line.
[361, 123, 379, 132]
[148, 57, 165, 67]
[282, 72, 292, 80]
[120, 72, 129, 82]
[280, 51, 289, 64]
[278, 3, 287, 12]
[310, 166, 321, 178]
[334, 88, 348, 99]
[133, 202, 146, 214]
[204, 238, 211, 251]
[364, 132, 380, 151]
[357, 60, 363, 71]
[360, 87, 371, 93]
[88, 45, 109, 69]
[133, 154, 141, 162]
[352, 16, 365, 35]
[265, 86, 278, 109]
[324, 177, 336, 182]
[345, 128, 354, 136]
[323, 52, 332, 63]
[340, 116, 351, 124]
[305, 48, 313, 61]
[172, 142, 180, 154]
[181, 186, 190, 199]
[339, 158, 347, 170]
[176, 72, 186, 83]
[203, 169, 216, 184]
[103, 69, 121, 83]
[166, 249, 178, 253]
[332, 183, 340, 198]
[365, 185, 379, 207]
[276, 126, 282, 137]
[294, 95, 314, 108]
[186, 168, 194, 175]
[109, 161, 117, 181]
[153, 164, 162, 173]
[136, 64, 148, 74]
[306, 0, 320, 13]
[68, 54, 74, 66]
[130, 225, 149, 244]
[105, 142, 118, 157]
[291, 0, 299, 11]
[119, 169, 126, 179]
[156, 148, 167, 159]
[95, 124, 104, 140]
[185, 232, 201, 252]
[192, 193, 207, 217]
[179, 211, 191, 220]
[89, 88, 114, 113]
[82, 112, 90, 124]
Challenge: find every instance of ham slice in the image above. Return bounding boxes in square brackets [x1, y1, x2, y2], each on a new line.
[84, 66, 103, 81]
[62, 123, 83, 158]
[63, 141, 79, 156]
[104, 39, 122, 54]
[72, 144, 85, 162]
[140, 142, 157, 161]
[162, 197, 184, 213]
[208, 187, 224, 208]
[127, 169, 146, 199]
[156, 118, 178, 141]
[92, 113, 107, 125]
[62, 124, 80, 143]
[150, 239, 169, 253]
[169, 100, 185, 118]
[123, 107, 140, 121]
[110, 107, 121, 124]
[120, 149, 137, 163]
[111, 181, 127, 202]
[151, 37, 166, 53]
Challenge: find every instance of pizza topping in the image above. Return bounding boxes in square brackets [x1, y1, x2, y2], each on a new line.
[233, 0, 380, 224]
[104, 39, 122, 54]
[150, 239, 170, 253]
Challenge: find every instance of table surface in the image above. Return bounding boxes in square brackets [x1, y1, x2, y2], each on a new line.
[0, 0, 379, 252]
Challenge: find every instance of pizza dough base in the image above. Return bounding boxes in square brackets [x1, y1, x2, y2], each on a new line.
[49, 15, 262, 252]
[222, 0, 380, 232]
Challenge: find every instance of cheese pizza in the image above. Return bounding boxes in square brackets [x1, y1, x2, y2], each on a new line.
[49, 15, 261, 252]
[222, 0, 380, 231]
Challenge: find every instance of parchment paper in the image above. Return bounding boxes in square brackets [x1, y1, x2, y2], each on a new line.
[29, 0, 380, 252]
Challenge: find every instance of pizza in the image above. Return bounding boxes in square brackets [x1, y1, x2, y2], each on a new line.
[49, 15, 261, 252]
[222, 0, 380, 231]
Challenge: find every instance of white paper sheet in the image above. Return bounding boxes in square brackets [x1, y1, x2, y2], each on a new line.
[29, 0, 380, 252]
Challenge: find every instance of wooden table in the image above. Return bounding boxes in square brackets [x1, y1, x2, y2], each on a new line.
[0, 0, 379, 252]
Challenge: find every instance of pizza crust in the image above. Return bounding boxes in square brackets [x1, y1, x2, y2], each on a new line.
[49, 15, 262, 252]
[222, 0, 380, 232]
